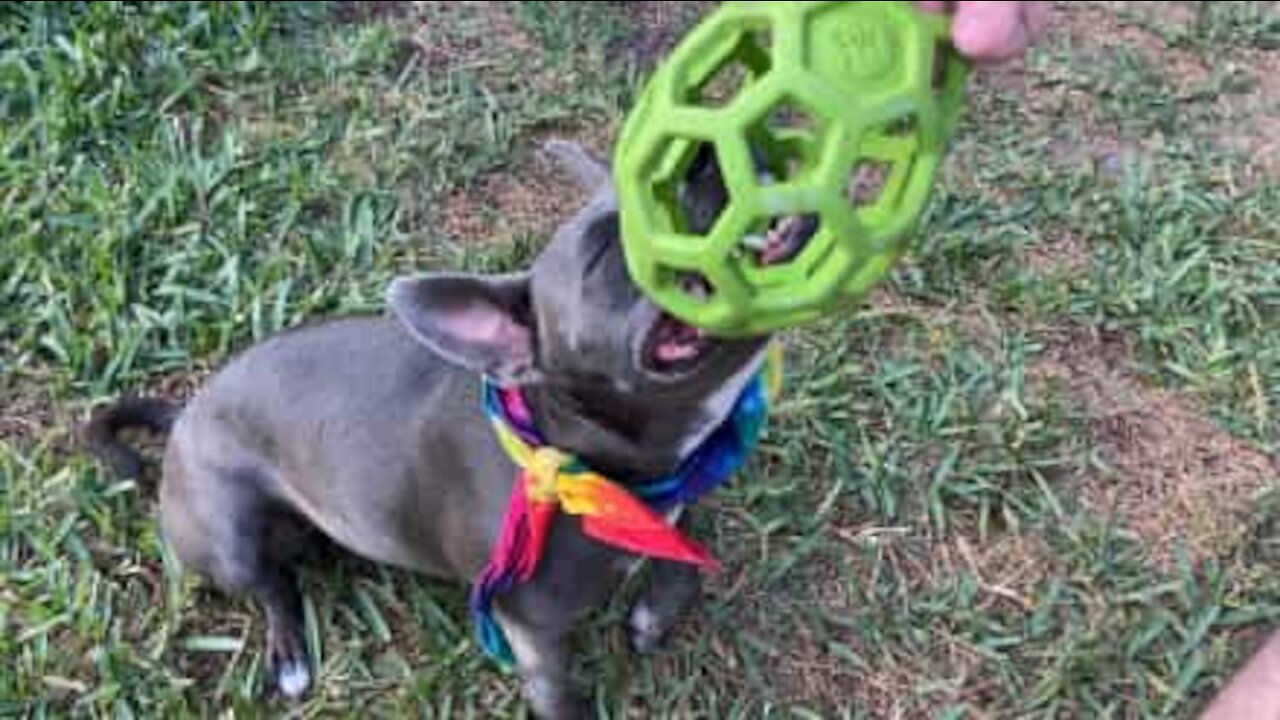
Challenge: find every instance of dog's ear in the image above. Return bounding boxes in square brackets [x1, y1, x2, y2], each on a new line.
[387, 273, 541, 385]
[540, 139, 610, 191]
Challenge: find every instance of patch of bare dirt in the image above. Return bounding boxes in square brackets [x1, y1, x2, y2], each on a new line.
[331, 0, 412, 25]
[1033, 325, 1278, 568]
[1020, 227, 1093, 278]
[408, 2, 539, 75]
[1217, 48, 1280, 182]
[758, 564, 861, 708]
[1013, 5, 1125, 169]
[865, 288, 1005, 354]
[433, 140, 602, 246]
[849, 530, 1055, 715]
[0, 377, 58, 445]
[1021, 4, 1198, 170]
[605, 1, 713, 68]
[737, 524, 1059, 716]
[976, 2, 1233, 178]
[389, 3, 627, 246]
[933, 531, 1056, 614]
[1072, 3, 1213, 84]
[1037, 2, 1279, 181]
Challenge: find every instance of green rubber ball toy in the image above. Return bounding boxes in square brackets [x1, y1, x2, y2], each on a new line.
[614, 0, 970, 337]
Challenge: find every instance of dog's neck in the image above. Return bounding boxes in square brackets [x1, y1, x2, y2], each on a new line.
[521, 384, 715, 481]
[518, 351, 769, 484]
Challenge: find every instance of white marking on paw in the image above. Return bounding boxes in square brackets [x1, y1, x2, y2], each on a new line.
[277, 661, 311, 699]
[630, 602, 660, 639]
[496, 610, 545, 673]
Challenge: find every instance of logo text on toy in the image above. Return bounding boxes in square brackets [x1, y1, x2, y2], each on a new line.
[830, 15, 895, 79]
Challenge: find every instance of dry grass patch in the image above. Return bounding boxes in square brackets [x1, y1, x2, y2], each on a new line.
[1034, 325, 1277, 568]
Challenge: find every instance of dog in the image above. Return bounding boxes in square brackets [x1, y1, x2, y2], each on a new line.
[84, 140, 793, 718]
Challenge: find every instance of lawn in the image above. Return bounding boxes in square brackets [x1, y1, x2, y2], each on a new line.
[1, 2, 1278, 717]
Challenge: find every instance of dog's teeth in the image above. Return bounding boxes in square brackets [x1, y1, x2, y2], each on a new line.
[763, 216, 795, 247]
[769, 216, 795, 236]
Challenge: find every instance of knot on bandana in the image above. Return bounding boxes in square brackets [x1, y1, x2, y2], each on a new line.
[525, 448, 567, 503]
[469, 344, 783, 667]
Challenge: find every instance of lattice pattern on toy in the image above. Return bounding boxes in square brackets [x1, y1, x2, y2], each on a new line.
[615, 0, 968, 336]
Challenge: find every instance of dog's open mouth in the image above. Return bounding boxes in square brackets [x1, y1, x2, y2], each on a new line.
[645, 213, 818, 373]
[647, 273, 714, 372]
[650, 314, 712, 367]
[747, 213, 819, 267]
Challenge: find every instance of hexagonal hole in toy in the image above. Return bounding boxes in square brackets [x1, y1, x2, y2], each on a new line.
[766, 100, 819, 136]
[691, 26, 773, 108]
[647, 269, 719, 370]
[847, 160, 894, 208]
[730, 97, 826, 271]
[673, 269, 716, 304]
[845, 113, 916, 211]
[741, 213, 822, 270]
[884, 113, 919, 139]
[748, 98, 824, 184]
[651, 139, 733, 239]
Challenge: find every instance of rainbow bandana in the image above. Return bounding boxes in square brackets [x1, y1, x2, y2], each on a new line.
[470, 345, 783, 667]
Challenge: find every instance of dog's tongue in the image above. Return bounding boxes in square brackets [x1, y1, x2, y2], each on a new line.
[654, 316, 706, 364]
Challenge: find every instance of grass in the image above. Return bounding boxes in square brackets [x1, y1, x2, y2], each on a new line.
[2, 1, 1278, 718]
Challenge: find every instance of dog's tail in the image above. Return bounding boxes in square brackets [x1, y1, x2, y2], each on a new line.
[82, 396, 181, 480]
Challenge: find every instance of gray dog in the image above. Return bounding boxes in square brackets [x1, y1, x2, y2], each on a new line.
[84, 140, 801, 718]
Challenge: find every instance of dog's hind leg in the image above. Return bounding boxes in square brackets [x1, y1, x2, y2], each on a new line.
[160, 464, 313, 699]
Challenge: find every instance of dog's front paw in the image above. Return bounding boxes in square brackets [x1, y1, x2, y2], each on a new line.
[275, 659, 312, 700]
[525, 676, 592, 720]
[627, 600, 669, 655]
[268, 626, 313, 700]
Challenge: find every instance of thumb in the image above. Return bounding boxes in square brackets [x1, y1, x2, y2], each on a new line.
[952, 1, 1043, 62]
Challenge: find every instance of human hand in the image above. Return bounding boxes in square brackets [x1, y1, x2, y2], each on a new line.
[1199, 630, 1280, 720]
[916, 1, 1050, 63]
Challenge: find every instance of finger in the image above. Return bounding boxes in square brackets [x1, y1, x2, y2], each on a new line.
[952, 1, 1035, 62]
